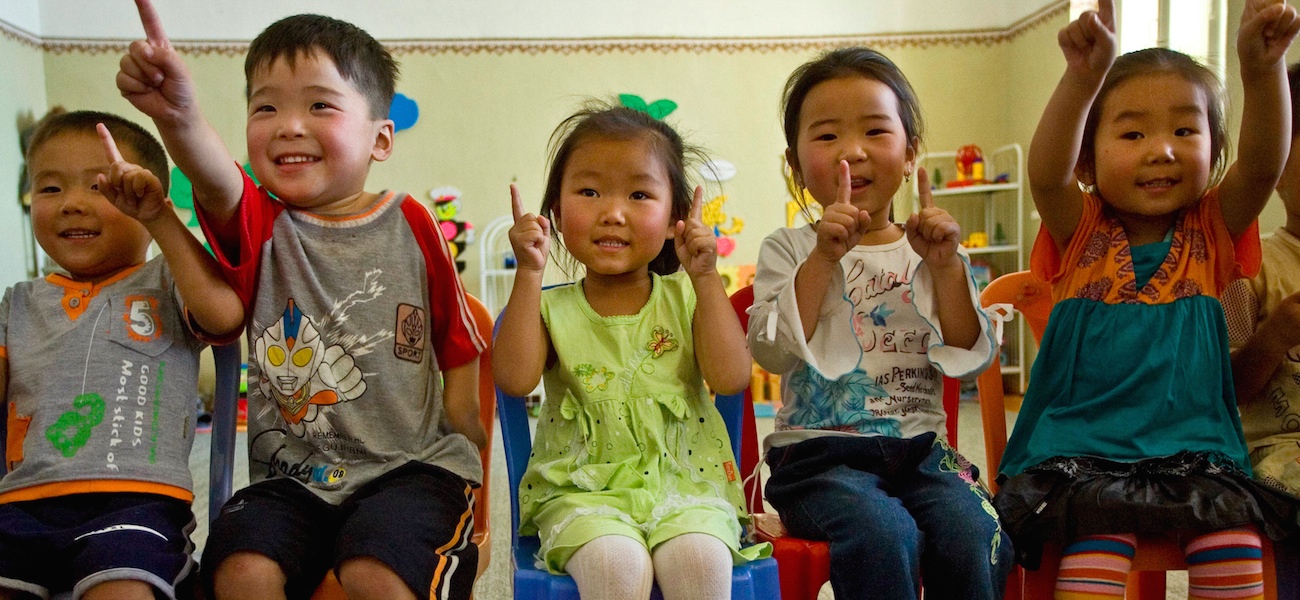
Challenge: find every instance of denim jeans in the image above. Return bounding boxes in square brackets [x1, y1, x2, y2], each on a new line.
[765, 433, 1013, 599]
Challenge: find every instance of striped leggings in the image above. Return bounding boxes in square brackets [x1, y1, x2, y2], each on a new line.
[1054, 528, 1264, 599]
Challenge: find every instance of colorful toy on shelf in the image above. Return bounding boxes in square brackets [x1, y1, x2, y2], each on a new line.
[946, 144, 986, 188]
[702, 194, 744, 258]
[963, 232, 989, 248]
[428, 186, 476, 273]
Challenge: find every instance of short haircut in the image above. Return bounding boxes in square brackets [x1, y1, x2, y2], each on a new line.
[26, 110, 169, 191]
[245, 14, 398, 120]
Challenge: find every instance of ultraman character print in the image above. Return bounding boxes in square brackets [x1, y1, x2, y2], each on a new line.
[254, 299, 367, 427]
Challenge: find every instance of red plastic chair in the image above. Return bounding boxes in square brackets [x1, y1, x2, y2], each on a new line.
[976, 271, 1278, 600]
[730, 285, 967, 600]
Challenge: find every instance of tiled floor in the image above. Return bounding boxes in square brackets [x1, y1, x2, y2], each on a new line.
[186, 399, 1188, 599]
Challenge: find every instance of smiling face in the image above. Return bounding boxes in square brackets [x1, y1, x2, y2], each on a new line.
[29, 131, 152, 282]
[1084, 72, 1213, 233]
[553, 135, 675, 284]
[246, 49, 394, 215]
[788, 76, 916, 226]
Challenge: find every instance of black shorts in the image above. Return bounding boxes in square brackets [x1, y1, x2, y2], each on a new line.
[202, 461, 477, 600]
[0, 492, 197, 599]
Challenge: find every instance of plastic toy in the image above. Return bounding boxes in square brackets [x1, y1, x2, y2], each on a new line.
[946, 144, 986, 188]
[963, 232, 989, 248]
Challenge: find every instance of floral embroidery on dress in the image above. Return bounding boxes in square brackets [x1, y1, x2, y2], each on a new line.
[646, 326, 679, 358]
[1079, 231, 1111, 267]
[1172, 279, 1203, 299]
[1186, 229, 1208, 263]
[1075, 277, 1113, 301]
[572, 364, 615, 392]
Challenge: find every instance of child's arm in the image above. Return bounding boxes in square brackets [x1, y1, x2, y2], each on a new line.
[96, 124, 244, 338]
[118, 0, 244, 245]
[442, 359, 487, 450]
[1217, 1, 1300, 235]
[676, 187, 751, 395]
[1232, 289, 1300, 403]
[794, 160, 873, 340]
[905, 169, 979, 349]
[1028, 0, 1116, 246]
[493, 185, 553, 397]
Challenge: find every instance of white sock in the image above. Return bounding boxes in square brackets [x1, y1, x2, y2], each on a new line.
[566, 535, 654, 600]
[652, 533, 733, 600]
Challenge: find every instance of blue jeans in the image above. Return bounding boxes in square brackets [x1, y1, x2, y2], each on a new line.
[766, 433, 1013, 599]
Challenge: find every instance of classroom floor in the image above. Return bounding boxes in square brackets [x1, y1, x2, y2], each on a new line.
[186, 399, 1189, 599]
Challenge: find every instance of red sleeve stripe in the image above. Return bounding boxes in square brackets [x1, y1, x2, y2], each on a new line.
[400, 197, 487, 357]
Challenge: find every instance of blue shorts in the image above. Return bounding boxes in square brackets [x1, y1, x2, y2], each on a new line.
[0, 492, 196, 599]
[202, 461, 477, 600]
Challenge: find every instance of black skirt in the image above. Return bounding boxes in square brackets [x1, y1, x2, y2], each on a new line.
[992, 451, 1300, 568]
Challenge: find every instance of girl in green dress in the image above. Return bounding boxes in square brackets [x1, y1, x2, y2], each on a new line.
[494, 104, 769, 600]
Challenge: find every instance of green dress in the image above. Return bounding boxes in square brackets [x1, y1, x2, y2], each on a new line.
[518, 272, 769, 573]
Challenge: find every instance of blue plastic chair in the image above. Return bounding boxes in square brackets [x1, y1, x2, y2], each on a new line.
[208, 342, 242, 521]
[493, 312, 781, 599]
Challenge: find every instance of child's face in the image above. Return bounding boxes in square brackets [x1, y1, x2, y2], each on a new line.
[246, 50, 393, 214]
[29, 131, 152, 282]
[554, 135, 675, 281]
[1084, 72, 1213, 223]
[788, 76, 916, 221]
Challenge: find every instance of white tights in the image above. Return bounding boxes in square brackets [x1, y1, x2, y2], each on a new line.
[566, 533, 733, 600]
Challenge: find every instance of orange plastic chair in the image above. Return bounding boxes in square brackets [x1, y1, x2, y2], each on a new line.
[730, 285, 970, 600]
[976, 271, 1278, 600]
[213, 293, 495, 600]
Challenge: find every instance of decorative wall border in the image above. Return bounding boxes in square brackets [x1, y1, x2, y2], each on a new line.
[2, 1, 1066, 57]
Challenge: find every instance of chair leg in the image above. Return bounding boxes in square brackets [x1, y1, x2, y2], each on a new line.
[1022, 544, 1061, 600]
[1262, 537, 1277, 600]
[1127, 571, 1164, 600]
[1004, 565, 1023, 600]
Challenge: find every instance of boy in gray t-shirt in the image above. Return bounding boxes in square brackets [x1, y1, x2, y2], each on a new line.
[0, 111, 243, 600]
[120, 2, 487, 599]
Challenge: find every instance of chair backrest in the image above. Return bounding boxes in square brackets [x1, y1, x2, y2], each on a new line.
[976, 270, 1054, 491]
[209, 293, 497, 533]
[493, 309, 747, 541]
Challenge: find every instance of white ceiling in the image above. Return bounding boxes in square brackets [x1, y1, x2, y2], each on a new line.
[3, 0, 1058, 41]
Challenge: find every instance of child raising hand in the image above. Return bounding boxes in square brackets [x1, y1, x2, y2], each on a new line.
[995, 1, 1300, 597]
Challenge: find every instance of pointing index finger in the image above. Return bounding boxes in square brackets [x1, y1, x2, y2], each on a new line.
[1096, 0, 1115, 30]
[837, 160, 852, 205]
[510, 184, 524, 221]
[691, 186, 704, 220]
[97, 123, 124, 164]
[916, 168, 934, 211]
[134, 0, 171, 48]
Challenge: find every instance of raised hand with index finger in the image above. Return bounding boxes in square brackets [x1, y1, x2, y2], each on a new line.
[905, 168, 962, 269]
[674, 186, 719, 280]
[117, 0, 197, 123]
[1059, 0, 1116, 81]
[1239, 0, 1300, 72]
[811, 160, 872, 266]
[507, 184, 551, 272]
[96, 123, 170, 225]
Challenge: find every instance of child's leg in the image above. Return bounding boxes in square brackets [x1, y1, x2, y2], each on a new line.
[897, 444, 1014, 599]
[767, 462, 923, 599]
[335, 462, 478, 600]
[566, 535, 654, 600]
[203, 479, 336, 600]
[1053, 534, 1136, 599]
[80, 580, 155, 600]
[1184, 527, 1264, 600]
[651, 533, 732, 600]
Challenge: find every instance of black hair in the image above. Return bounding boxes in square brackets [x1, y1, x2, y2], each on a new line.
[26, 110, 169, 191]
[245, 14, 398, 120]
[1078, 47, 1229, 187]
[540, 102, 706, 277]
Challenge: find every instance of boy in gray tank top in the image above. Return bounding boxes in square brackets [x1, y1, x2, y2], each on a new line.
[119, 2, 487, 599]
[0, 111, 244, 600]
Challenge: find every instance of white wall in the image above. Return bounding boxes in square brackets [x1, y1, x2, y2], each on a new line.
[0, 32, 47, 289]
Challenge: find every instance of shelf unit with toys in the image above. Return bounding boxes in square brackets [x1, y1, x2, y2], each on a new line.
[912, 143, 1027, 394]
